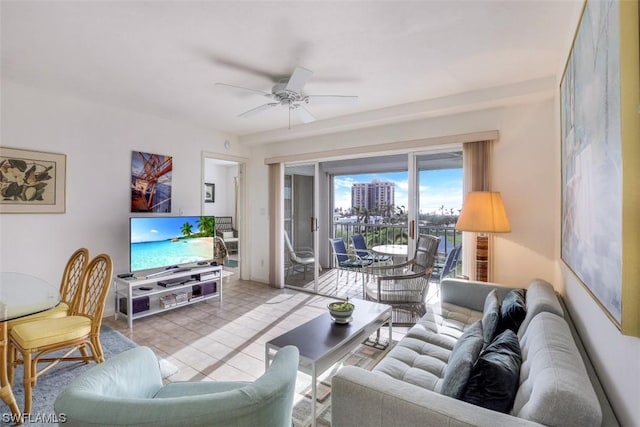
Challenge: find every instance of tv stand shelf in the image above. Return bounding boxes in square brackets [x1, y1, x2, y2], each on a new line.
[114, 265, 223, 329]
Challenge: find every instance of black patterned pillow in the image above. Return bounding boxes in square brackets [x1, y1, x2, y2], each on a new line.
[497, 288, 527, 333]
[461, 329, 522, 413]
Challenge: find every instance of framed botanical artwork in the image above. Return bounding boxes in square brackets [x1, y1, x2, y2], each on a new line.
[0, 147, 66, 214]
[204, 183, 215, 203]
[560, 0, 639, 336]
[131, 151, 172, 213]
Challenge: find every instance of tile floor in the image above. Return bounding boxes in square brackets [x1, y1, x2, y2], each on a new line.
[104, 274, 410, 383]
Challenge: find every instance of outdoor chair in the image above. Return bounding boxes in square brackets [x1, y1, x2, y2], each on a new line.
[365, 234, 440, 325]
[329, 238, 373, 296]
[351, 234, 392, 265]
[284, 231, 316, 279]
[433, 244, 462, 283]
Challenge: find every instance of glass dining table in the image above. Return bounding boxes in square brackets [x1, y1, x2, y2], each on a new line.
[0, 272, 60, 422]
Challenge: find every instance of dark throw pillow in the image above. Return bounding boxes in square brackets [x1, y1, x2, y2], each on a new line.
[441, 320, 484, 398]
[461, 329, 522, 413]
[482, 289, 500, 346]
[497, 288, 527, 333]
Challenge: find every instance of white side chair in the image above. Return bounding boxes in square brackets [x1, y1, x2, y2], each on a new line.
[284, 231, 316, 279]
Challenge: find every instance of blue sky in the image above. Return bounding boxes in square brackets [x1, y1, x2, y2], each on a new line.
[333, 169, 462, 215]
[130, 216, 202, 243]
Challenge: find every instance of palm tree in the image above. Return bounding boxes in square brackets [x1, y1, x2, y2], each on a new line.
[197, 216, 214, 236]
[354, 206, 371, 224]
[181, 222, 193, 237]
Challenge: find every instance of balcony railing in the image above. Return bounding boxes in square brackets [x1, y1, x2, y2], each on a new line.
[332, 221, 461, 255]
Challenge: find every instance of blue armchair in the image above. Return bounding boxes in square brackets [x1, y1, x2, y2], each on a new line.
[54, 345, 299, 427]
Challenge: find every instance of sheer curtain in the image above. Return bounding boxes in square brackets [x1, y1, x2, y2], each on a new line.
[461, 140, 493, 280]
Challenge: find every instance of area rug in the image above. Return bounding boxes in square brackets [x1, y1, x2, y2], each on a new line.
[6, 325, 138, 426]
[224, 259, 239, 268]
[291, 340, 393, 427]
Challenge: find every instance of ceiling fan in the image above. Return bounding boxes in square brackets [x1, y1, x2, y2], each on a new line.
[216, 66, 358, 126]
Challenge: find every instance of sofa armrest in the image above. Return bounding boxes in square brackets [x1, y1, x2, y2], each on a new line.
[440, 278, 516, 312]
[332, 366, 543, 427]
[55, 347, 163, 402]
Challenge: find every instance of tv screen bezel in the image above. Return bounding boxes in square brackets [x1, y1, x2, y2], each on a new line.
[128, 215, 216, 274]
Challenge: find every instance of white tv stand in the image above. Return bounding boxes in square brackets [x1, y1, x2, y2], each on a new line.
[114, 264, 222, 329]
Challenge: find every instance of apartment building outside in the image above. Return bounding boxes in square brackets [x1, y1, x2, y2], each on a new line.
[351, 180, 395, 212]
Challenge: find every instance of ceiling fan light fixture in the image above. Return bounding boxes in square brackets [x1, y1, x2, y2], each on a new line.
[217, 65, 358, 126]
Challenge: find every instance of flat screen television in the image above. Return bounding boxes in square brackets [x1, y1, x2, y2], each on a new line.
[129, 216, 215, 273]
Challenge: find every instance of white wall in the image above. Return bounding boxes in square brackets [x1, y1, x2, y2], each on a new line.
[202, 160, 238, 218]
[492, 100, 559, 286]
[0, 80, 247, 314]
[249, 102, 560, 287]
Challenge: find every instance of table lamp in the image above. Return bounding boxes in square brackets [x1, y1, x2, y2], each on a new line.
[455, 191, 510, 282]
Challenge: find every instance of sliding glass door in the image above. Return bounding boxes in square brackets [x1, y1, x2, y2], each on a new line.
[284, 163, 319, 292]
[411, 151, 463, 276]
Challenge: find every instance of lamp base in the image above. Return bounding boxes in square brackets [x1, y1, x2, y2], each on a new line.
[476, 235, 488, 282]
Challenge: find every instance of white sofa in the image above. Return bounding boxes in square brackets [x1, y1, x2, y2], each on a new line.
[332, 278, 619, 427]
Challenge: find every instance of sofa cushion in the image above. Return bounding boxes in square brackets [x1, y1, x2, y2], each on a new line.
[481, 289, 500, 346]
[440, 320, 484, 398]
[513, 312, 601, 427]
[416, 302, 482, 341]
[373, 335, 449, 391]
[518, 279, 563, 338]
[461, 329, 521, 413]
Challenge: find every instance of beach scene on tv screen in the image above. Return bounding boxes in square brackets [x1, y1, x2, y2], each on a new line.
[130, 216, 214, 272]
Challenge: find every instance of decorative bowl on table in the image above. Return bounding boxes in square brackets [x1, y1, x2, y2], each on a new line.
[328, 300, 355, 324]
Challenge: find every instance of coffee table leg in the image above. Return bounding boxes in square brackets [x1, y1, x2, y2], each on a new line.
[311, 363, 317, 427]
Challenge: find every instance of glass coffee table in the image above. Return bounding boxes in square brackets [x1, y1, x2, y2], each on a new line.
[265, 299, 392, 426]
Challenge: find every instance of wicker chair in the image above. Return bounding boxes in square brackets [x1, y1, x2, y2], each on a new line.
[6, 248, 89, 330]
[215, 216, 238, 253]
[8, 254, 113, 415]
[365, 234, 440, 325]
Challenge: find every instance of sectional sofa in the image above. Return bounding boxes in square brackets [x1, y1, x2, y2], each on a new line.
[332, 278, 619, 426]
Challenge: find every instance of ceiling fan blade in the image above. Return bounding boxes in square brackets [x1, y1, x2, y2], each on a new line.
[291, 105, 316, 123]
[215, 83, 273, 98]
[209, 55, 280, 81]
[304, 95, 359, 105]
[238, 103, 279, 118]
[285, 66, 313, 94]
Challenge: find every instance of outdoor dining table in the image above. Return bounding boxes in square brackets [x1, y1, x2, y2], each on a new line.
[371, 244, 408, 264]
[0, 272, 60, 423]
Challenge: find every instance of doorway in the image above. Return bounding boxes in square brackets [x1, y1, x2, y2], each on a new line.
[284, 163, 320, 292]
[281, 149, 463, 298]
[202, 155, 246, 279]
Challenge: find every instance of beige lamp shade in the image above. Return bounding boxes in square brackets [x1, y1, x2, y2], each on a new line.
[456, 191, 510, 233]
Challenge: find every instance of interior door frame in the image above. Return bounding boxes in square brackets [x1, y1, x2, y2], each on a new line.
[201, 151, 248, 280]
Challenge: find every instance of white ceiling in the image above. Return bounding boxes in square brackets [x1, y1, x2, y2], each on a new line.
[1, 1, 581, 145]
